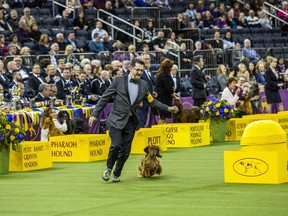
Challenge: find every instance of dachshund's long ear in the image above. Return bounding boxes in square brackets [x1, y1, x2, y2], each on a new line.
[156, 146, 162, 158]
[144, 145, 149, 154]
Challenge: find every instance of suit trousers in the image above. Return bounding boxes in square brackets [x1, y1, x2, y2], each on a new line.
[193, 98, 206, 107]
[107, 116, 136, 177]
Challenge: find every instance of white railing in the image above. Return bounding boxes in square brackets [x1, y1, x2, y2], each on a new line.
[52, 0, 75, 18]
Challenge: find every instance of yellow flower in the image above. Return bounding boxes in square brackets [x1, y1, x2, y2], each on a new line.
[215, 103, 220, 108]
[10, 135, 15, 141]
[200, 110, 203, 114]
[215, 111, 220, 116]
[14, 128, 20, 133]
[224, 108, 229, 113]
[207, 101, 212, 105]
[15, 122, 20, 127]
[5, 124, 11, 130]
[205, 107, 209, 112]
[231, 109, 234, 113]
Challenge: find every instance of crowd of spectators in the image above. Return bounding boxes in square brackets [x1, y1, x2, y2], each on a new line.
[0, 0, 287, 116]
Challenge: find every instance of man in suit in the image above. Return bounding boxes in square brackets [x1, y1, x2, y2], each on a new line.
[0, 60, 10, 94]
[27, 64, 45, 96]
[88, 59, 178, 183]
[33, 83, 50, 103]
[190, 55, 207, 107]
[137, 53, 157, 128]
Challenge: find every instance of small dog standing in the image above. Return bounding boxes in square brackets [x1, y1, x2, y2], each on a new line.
[138, 145, 162, 178]
[58, 110, 87, 134]
[173, 98, 201, 123]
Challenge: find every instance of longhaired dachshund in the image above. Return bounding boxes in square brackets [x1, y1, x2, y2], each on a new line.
[173, 98, 201, 123]
[138, 145, 162, 178]
[42, 117, 64, 137]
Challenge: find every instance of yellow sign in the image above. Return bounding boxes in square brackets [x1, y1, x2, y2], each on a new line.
[152, 123, 210, 148]
[131, 128, 167, 154]
[225, 118, 252, 141]
[224, 150, 288, 184]
[9, 141, 52, 171]
[49, 134, 110, 162]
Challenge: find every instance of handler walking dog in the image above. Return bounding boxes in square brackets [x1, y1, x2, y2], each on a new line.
[88, 59, 178, 182]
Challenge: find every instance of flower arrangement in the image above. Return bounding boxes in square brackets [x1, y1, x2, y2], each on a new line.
[200, 98, 238, 122]
[0, 113, 26, 151]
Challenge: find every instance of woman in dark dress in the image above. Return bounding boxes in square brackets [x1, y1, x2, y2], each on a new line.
[265, 57, 284, 113]
[154, 58, 179, 124]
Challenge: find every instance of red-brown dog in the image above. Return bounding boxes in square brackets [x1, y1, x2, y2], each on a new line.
[42, 117, 64, 137]
[138, 145, 162, 178]
[173, 99, 201, 123]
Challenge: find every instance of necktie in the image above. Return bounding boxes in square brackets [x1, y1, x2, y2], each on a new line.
[130, 79, 139, 84]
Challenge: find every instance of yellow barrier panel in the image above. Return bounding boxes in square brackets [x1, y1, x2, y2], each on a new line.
[225, 118, 252, 141]
[224, 120, 288, 184]
[131, 128, 167, 154]
[49, 134, 110, 162]
[152, 123, 210, 148]
[9, 141, 52, 171]
[275, 114, 288, 133]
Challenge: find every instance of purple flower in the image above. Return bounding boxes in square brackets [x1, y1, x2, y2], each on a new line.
[0, 132, 3, 140]
[6, 114, 13, 122]
[17, 134, 25, 142]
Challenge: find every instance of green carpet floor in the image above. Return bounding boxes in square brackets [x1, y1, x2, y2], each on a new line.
[1, 142, 288, 216]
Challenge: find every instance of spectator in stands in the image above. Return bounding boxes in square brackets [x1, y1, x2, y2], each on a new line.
[255, 61, 266, 84]
[237, 12, 248, 28]
[277, 1, 288, 22]
[194, 41, 202, 51]
[81, 0, 95, 10]
[153, 30, 167, 58]
[242, 39, 261, 65]
[111, 67, 123, 78]
[0, 60, 9, 93]
[63, 44, 81, 66]
[0, 10, 12, 32]
[237, 63, 250, 82]
[265, 57, 284, 113]
[258, 10, 272, 29]
[171, 64, 189, 97]
[6, 61, 18, 83]
[248, 62, 257, 83]
[102, 0, 116, 21]
[55, 33, 67, 51]
[73, 10, 89, 31]
[56, 59, 65, 76]
[65, 31, 83, 53]
[66, 0, 82, 9]
[217, 64, 228, 92]
[91, 70, 110, 96]
[38, 34, 51, 54]
[143, 20, 156, 44]
[49, 84, 58, 98]
[223, 31, 235, 49]
[55, 66, 79, 100]
[20, 46, 34, 69]
[277, 57, 287, 73]
[204, 10, 216, 29]
[226, 10, 238, 29]
[27, 64, 46, 95]
[185, 2, 197, 20]
[230, 2, 241, 19]
[50, 43, 60, 68]
[215, 14, 229, 29]
[14, 56, 30, 83]
[15, 20, 35, 44]
[57, 9, 73, 30]
[77, 70, 97, 104]
[113, 43, 130, 62]
[91, 21, 110, 41]
[179, 42, 192, 69]
[34, 83, 51, 103]
[83, 64, 94, 86]
[197, 0, 206, 15]
[0, 34, 7, 56]
[16, 83, 30, 108]
[20, 7, 36, 30]
[246, 10, 261, 28]
[89, 32, 105, 53]
[80, 58, 91, 68]
[9, 34, 21, 55]
[194, 12, 204, 29]
[8, 70, 23, 89]
[44, 64, 61, 84]
[128, 44, 139, 60]
[7, 9, 19, 32]
[71, 65, 81, 79]
[29, 23, 42, 42]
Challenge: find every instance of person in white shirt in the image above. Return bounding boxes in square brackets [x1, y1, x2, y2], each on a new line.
[221, 77, 241, 107]
[40, 108, 67, 141]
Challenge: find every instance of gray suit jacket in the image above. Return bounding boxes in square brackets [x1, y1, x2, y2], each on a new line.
[92, 75, 169, 130]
